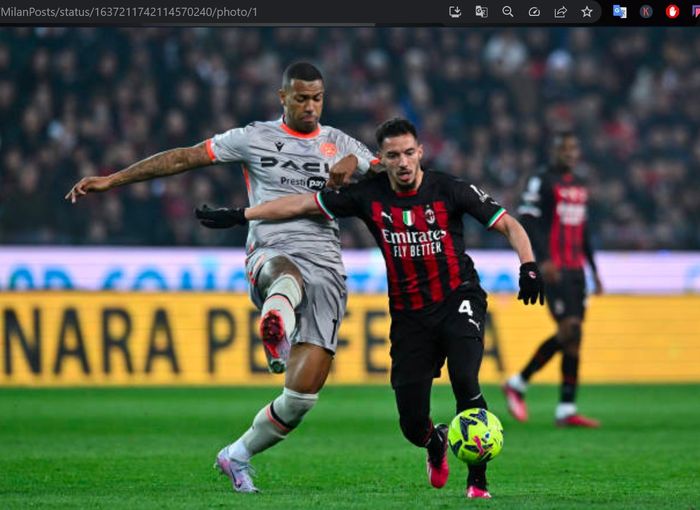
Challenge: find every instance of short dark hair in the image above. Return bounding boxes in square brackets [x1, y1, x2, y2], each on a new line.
[282, 62, 324, 89]
[375, 118, 418, 147]
[552, 130, 577, 148]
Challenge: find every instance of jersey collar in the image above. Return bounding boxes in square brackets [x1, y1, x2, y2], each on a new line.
[280, 116, 321, 139]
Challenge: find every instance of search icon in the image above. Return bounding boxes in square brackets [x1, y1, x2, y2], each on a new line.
[502, 5, 514, 16]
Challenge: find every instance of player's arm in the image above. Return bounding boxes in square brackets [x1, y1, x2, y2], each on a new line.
[65, 142, 212, 203]
[196, 185, 362, 228]
[583, 223, 604, 295]
[195, 193, 323, 228]
[490, 213, 545, 306]
[490, 213, 536, 265]
[327, 134, 382, 188]
[246, 193, 322, 220]
[455, 182, 544, 305]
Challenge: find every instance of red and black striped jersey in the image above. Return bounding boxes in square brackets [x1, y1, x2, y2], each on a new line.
[518, 168, 590, 270]
[316, 171, 506, 311]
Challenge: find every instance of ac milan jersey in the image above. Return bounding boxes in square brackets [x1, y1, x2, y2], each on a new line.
[206, 118, 375, 274]
[518, 168, 589, 269]
[316, 171, 506, 311]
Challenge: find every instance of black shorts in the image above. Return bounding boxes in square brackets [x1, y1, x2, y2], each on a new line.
[545, 268, 586, 320]
[389, 284, 487, 388]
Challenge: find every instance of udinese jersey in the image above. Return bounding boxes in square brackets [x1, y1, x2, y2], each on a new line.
[517, 167, 589, 269]
[315, 171, 506, 311]
[206, 118, 376, 273]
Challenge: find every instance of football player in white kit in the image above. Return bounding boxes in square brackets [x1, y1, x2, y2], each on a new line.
[66, 62, 379, 493]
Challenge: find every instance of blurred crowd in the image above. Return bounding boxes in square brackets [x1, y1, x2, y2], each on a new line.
[1, 27, 699, 250]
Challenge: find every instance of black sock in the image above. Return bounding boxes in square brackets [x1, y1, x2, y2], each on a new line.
[521, 335, 561, 381]
[560, 353, 579, 403]
[426, 424, 446, 464]
[467, 463, 488, 488]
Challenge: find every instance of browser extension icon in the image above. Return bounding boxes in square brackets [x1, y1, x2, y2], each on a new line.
[613, 5, 627, 18]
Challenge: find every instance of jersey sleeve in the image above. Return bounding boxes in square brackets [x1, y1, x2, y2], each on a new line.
[517, 174, 554, 261]
[207, 124, 254, 163]
[335, 133, 378, 174]
[451, 181, 506, 229]
[314, 185, 364, 220]
[517, 174, 553, 219]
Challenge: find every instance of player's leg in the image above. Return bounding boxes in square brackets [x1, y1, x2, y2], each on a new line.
[554, 271, 599, 427]
[503, 275, 565, 422]
[216, 345, 331, 492]
[442, 287, 491, 499]
[389, 311, 448, 489]
[216, 260, 344, 493]
[555, 317, 599, 427]
[255, 256, 304, 373]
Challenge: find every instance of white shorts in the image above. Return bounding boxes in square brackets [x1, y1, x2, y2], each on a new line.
[245, 248, 348, 353]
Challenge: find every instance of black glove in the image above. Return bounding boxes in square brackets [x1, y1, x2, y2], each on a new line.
[195, 204, 247, 229]
[518, 262, 545, 305]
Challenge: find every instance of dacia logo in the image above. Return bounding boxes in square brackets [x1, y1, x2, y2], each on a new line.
[261, 156, 330, 174]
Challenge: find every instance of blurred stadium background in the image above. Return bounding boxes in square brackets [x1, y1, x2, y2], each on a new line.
[1, 27, 700, 249]
[1, 26, 699, 509]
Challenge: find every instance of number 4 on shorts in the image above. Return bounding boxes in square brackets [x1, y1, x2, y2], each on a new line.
[458, 299, 473, 316]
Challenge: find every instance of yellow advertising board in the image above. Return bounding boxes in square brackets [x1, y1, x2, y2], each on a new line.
[1, 292, 699, 386]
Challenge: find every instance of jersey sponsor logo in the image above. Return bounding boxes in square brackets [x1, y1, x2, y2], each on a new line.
[402, 210, 415, 226]
[274, 141, 285, 152]
[260, 156, 330, 174]
[319, 142, 337, 157]
[280, 176, 326, 190]
[382, 228, 447, 258]
[556, 202, 586, 225]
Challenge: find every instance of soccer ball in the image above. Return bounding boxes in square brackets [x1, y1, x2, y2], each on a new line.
[447, 408, 504, 465]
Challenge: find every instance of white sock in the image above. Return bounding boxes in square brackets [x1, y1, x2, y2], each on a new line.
[555, 402, 577, 420]
[507, 373, 527, 393]
[225, 439, 252, 462]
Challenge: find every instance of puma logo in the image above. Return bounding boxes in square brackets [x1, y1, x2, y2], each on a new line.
[381, 211, 393, 223]
[469, 319, 481, 331]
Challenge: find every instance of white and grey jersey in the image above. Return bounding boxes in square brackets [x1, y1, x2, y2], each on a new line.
[206, 118, 375, 274]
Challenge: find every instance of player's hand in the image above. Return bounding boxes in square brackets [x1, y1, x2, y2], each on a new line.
[64, 176, 113, 203]
[518, 262, 545, 305]
[592, 272, 604, 295]
[539, 260, 561, 284]
[327, 154, 358, 189]
[195, 204, 247, 228]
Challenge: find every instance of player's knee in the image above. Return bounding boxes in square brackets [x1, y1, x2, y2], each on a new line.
[265, 273, 303, 309]
[271, 387, 318, 429]
[258, 257, 304, 301]
[560, 321, 582, 355]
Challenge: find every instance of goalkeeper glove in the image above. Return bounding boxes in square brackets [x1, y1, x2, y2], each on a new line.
[518, 262, 545, 305]
[195, 204, 247, 228]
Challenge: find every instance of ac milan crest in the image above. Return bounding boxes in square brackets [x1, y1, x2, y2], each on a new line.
[425, 206, 436, 225]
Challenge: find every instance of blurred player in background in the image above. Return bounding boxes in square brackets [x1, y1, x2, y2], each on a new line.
[503, 132, 603, 428]
[195, 118, 545, 498]
[66, 61, 380, 493]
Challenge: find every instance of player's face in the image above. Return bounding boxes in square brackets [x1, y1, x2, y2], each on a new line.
[554, 136, 581, 170]
[381, 134, 424, 191]
[279, 79, 324, 133]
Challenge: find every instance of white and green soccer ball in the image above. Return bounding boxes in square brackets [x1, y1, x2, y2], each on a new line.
[447, 408, 504, 465]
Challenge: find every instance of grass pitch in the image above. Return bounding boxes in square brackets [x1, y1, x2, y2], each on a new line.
[1, 385, 698, 509]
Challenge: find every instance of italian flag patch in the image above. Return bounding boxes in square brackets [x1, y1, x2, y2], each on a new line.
[402, 210, 414, 226]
